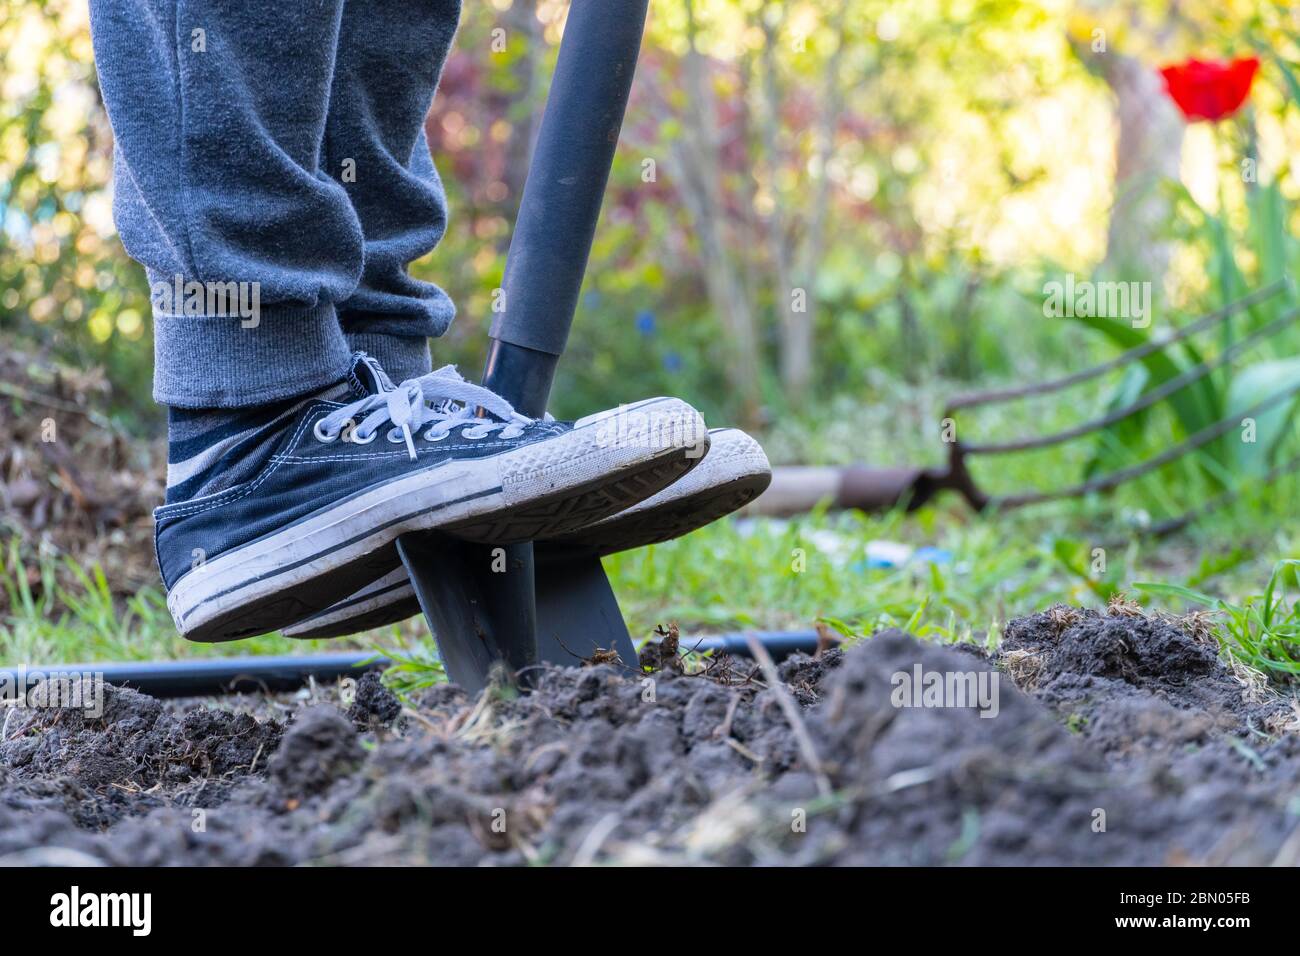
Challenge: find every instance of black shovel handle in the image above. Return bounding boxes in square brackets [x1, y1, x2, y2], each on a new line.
[484, 0, 651, 415]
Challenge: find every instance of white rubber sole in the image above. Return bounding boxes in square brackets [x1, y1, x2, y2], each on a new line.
[280, 566, 415, 638]
[166, 397, 706, 643]
[281, 428, 770, 640]
[548, 427, 771, 554]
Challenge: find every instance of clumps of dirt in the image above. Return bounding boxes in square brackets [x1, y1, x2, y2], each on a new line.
[779, 647, 844, 704]
[2, 605, 1299, 866]
[1000, 603, 1289, 761]
[0, 680, 282, 825]
[772, 630, 1125, 865]
[345, 671, 403, 731]
[269, 707, 366, 799]
[0, 349, 163, 603]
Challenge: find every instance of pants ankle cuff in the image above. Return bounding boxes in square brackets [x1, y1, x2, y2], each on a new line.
[153, 298, 352, 408]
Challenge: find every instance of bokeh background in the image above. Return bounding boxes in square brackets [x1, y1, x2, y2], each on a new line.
[5, 0, 1296, 427]
[3, 0, 1300, 668]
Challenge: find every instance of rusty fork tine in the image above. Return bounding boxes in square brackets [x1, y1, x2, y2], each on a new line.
[755, 282, 1295, 522]
[947, 281, 1295, 512]
[944, 280, 1287, 415]
[962, 306, 1300, 456]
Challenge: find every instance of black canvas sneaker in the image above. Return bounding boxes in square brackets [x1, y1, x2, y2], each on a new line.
[155, 355, 707, 642]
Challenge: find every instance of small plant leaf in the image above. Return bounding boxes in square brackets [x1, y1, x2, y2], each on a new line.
[1224, 357, 1300, 476]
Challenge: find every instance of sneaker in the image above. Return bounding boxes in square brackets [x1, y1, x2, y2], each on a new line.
[281, 427, 770, 639]
[157, 357, 707, 642]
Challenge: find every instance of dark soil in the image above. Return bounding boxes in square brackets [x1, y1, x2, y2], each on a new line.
[2, 604, 1299, 865]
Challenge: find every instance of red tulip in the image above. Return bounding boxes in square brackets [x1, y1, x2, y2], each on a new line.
[1159, 56, 1260, 122]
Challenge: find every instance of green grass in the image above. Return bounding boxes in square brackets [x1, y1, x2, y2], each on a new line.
[0, 541, 352, 664]
[1137, 559, 1300, 677]
[605, 505, 1058, 645]
[4, 493, 1295, 673]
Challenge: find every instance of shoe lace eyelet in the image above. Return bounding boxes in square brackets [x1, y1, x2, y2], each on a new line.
[462, 425, 490, 440]
[386, 427, 405, 444]
[349, 428, 378, 445]
[424, 428, 449, 442]
[313, 419, 340, 443]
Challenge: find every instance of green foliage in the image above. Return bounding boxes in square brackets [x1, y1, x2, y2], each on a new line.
[368, 636, 446, 698]
[1226, 356, 1300, 476]
[0, 1, 158, 426]
[3, 0, 1298, 435]
[1136, 560, 1300, 676]
[0, 542, 338, 664]
[1050, 537, 1125, 602]
[1059, 179, 1300, 497]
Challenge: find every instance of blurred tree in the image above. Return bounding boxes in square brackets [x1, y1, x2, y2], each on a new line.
[1069, 2, 1184, 284]
[672, 0, 765, 422]
[0, 0, 155, 425]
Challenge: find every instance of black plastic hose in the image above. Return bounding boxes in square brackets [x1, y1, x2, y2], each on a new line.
[0, 631, 824, 699]
[0, 653, 385, 701]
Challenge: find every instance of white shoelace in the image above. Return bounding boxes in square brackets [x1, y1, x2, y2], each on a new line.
[314, 365, 532, 460]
